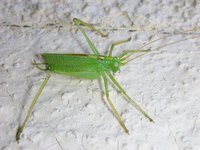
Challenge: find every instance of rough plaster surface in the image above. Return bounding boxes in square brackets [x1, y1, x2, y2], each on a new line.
[0, 0, 200, 150]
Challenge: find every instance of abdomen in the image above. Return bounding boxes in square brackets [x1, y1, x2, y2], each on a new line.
[42, 53, 104, 79]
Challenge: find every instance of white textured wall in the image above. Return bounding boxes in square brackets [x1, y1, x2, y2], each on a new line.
[0, 0, 200, 150]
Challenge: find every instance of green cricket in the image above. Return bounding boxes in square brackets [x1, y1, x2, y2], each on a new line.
[16, 18, 198, 142]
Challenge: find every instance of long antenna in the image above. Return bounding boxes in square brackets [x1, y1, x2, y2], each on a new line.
[124, 35, 199, 64]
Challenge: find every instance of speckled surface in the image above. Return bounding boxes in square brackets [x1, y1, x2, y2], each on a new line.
[0, 0, 200, 150]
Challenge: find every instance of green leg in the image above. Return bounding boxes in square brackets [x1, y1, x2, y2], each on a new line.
[102, 74, 129, 134]
[107, 72, 154, 122]
[16, 73, 51, 143]
[108, 37, 131, 56]
[73, 18, 108, 55]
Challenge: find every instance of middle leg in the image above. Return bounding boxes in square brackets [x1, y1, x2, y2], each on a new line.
[107, 72, 154, 122]
[108, 37, 131, 56]
[102, 74, 129, 134]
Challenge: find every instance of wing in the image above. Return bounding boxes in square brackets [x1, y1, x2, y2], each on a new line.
[42, 53, 104, 79]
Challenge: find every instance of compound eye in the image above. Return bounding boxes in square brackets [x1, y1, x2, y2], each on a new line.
[114, 62, 119, 67]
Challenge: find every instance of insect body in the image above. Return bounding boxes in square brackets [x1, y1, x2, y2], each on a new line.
[42, 53, 121, 78]
[16, 18, 153, 142]
[16, 18, 196, 142]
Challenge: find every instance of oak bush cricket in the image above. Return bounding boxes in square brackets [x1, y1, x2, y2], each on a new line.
[16, 18, 198, 142]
